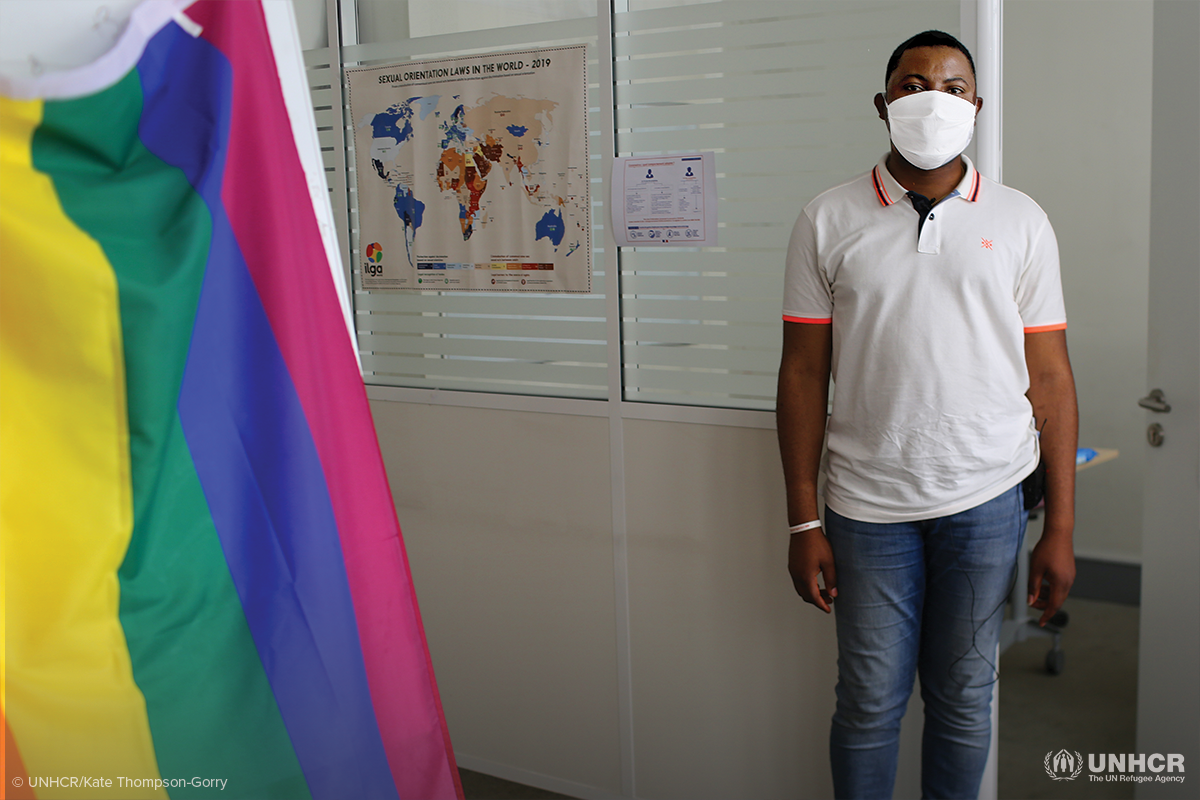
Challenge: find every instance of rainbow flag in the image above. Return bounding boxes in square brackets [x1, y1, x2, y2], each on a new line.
[0, 1, 460, 798]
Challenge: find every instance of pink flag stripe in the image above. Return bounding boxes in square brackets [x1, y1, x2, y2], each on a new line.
[187, 3, 462, 798]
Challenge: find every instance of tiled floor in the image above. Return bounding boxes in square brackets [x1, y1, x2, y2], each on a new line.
[459, 768, 575, 800]
[998, 597, 1140, 800]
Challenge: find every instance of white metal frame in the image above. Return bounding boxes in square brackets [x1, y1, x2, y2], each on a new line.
[970, 5, 1003, 799]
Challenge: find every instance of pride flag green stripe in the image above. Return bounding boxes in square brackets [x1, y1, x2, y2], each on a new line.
[32, 70, 311, 800]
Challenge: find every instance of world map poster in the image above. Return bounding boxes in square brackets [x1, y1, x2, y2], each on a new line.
[347, 46, 590, 292]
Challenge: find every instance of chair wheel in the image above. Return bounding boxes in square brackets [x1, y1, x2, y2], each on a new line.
[1046, 649, 1065, 675]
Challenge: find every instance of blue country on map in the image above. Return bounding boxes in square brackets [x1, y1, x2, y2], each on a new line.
[361, 91, 584, 258]
[535, 208, 564, 246]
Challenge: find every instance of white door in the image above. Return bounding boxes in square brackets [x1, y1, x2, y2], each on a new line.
[1135, 2, 1200, 798]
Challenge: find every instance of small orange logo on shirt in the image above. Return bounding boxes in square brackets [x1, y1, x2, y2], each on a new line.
[981, 238, 994, 250]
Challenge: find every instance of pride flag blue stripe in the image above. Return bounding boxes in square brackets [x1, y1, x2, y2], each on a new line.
[136, 25, 399, 800]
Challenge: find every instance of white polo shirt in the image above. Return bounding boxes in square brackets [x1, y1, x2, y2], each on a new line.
[783, 155, 1067, 523]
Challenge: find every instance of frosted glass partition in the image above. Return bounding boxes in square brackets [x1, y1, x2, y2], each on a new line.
[320, 19, 609, 399]
[357, 0, 597, 41]
[305, 47, 349, 285]
[615, 0, 960, 409]
[310, 0, 965, 407]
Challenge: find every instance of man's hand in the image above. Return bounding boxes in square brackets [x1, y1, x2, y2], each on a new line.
[788, 528, 838, 613]
[1027, 531, 1075, 626]
[1024, 329, 1078, 627]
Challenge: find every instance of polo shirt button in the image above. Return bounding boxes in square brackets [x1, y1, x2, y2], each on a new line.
[928, 214, 935, 219]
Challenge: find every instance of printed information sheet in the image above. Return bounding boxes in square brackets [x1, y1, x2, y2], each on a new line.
[611, 153, 717, 246]
[347, 46, 590, 291]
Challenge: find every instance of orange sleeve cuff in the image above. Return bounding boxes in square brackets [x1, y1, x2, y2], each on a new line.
[783, 314, 833, 324]
[1024, 322, 1068, 333]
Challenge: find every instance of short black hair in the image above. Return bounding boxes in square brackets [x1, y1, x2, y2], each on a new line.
[884, 30, 976, 86]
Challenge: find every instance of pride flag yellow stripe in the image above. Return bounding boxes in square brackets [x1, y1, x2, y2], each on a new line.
[0, 97, 164, 799]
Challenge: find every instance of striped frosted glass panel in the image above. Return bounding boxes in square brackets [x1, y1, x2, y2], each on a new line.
[362, 0, 597, 41]
[305, 48, 348, 248]
[615, 0, 959, 409]
[312, 18, 609, 399]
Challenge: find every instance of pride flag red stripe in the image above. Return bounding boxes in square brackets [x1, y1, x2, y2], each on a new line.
[186, 5, 461, 796]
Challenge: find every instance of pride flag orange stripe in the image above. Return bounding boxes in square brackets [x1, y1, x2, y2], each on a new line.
[3, 712, 34, 800]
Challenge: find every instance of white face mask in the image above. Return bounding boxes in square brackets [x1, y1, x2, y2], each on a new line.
[885, 91, 977, 170]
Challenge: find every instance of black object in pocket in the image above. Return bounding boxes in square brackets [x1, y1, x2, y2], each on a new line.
[1022, 458, 1046, 510]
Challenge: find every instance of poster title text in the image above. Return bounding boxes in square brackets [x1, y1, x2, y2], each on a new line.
[377, 57, 553, 84]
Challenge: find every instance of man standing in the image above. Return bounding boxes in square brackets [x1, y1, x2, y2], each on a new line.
[776, 30, 1078, 800]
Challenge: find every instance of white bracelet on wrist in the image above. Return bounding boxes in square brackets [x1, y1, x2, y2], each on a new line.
[788, 519, 822, 534]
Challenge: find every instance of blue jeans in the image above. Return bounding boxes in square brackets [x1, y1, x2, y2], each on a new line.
[825, 486, 1026, 800]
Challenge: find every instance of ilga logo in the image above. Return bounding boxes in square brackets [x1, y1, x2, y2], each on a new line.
[1046, 749, 1084, 781]
[364, 243, 384, 277]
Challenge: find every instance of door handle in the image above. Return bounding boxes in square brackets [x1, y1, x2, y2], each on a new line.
[1138, 388, 1172, 413]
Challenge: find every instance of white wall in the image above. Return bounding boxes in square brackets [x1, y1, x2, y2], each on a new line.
[622, 419, 837, 799]
[1004, 0, 1154, 563]
[370, 401, 627, 795]
[291, 0, 328, 50]
[372, 399, 850, 799]
[1136, 1, 1200, 794]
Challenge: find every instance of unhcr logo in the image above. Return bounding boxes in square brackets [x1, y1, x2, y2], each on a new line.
[1044, 750, 1187, 784]
[1045, 749, 1084, 781]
